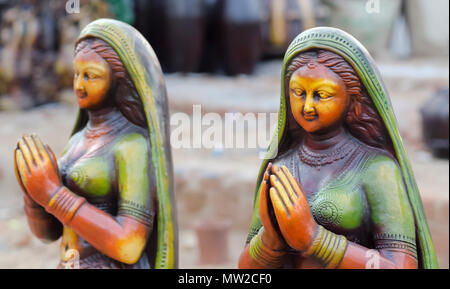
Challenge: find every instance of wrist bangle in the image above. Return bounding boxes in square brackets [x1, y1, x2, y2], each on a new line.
[46, 187, 86, 225]
[249, 228, 285, 268]
[305, 225, 348, 269]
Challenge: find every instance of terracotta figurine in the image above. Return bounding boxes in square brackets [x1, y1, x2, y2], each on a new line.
[14, 19, 177, 269]
[239, 27, 438, 269]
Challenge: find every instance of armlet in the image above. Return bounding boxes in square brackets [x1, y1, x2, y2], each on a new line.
[118, 199, 154, 227]
[374, 233, 417, 259]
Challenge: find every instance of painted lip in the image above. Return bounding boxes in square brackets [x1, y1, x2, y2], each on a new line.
[303, 114, 318, 121]
[75, 90, 87, 99]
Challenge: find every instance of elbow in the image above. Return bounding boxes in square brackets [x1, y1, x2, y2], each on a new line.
[37, 234, 61, 244]
[28, 222, 62, 243]
[114, 236, 147, 265]
[238, 244, 252, 269]
[238, 251, 246, 269]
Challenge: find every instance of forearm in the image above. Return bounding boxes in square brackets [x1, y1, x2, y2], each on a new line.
[23, 194, 62, 242]
[338, 242, 417, 269]
[305, 225, 417, 269]
[45, 186, 151, 264]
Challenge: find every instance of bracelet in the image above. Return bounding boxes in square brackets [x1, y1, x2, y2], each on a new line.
[305, 225, 348, 269]
[248, 228, 285, 268]
[46, 187, 86, 225]
[374, 233, 417, 260]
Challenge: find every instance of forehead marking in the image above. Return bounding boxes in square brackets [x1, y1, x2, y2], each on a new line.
[307, 61, 317, 69]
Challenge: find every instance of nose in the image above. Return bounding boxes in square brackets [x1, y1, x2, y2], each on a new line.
[303, 93, 316, 115]
[74, 74, 85, 93]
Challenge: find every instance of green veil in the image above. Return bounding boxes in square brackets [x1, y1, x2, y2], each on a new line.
[247, 27, 438, 269]
[73, 19, 177, 268]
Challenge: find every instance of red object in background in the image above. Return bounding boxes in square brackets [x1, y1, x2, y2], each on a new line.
[194, 219, 231, 265]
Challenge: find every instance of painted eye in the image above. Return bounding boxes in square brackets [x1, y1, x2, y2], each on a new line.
[317, 91, 332, 99]
[85, 72, 98, 80]
[291, 89, 305, 98]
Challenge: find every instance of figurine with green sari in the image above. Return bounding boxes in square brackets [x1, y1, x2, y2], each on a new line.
[14, 19, 178, 269]
[239, 27, 438, 269]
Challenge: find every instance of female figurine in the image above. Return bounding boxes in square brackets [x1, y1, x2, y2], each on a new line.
[239, 27, 438, 269]
[14, 19, 177, 269]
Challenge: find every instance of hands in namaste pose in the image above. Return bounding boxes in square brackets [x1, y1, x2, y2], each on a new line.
[14, 133, 62, 207]
[259, 163, 318, 252]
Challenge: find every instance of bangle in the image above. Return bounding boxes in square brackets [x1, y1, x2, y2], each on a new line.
[248, 228, 285, 268]
[46, 187, 86, 225]
[305, 225, 348, 269]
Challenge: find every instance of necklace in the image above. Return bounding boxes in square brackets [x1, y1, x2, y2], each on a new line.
[299, 137, 359, 170]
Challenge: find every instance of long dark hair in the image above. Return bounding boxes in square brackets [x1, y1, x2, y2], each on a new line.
[284, 49, 393, 153]
[75, 38, 147, 128]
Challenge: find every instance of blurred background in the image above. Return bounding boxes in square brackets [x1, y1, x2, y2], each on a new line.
[0, 0, 448, 268]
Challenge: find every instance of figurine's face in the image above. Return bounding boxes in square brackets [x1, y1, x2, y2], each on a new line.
[288, 62, 350, 133]
[73, 49, 112, 110]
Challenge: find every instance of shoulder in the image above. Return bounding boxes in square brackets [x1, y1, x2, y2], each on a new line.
[361, 144, 401, 184]
[359, 144, 415, 225]
[66, 129, 85, 147]
[359, 144, 412, 214]
[69, 129, 84, 142]
[61, 129, 84, 156]
[272, 147, 297, 168]
[114, 128, 150, 157]
[359, 149, 415, 236]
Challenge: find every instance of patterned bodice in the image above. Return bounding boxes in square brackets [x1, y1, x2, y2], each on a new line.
[276, 146, 375, 247]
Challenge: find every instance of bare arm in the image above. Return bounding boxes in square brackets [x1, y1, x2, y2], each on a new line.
[15, 133, 155, 264]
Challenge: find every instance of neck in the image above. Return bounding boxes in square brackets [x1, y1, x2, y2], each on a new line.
[87, 106, 120, 128]
[303, 126, 349, 150]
